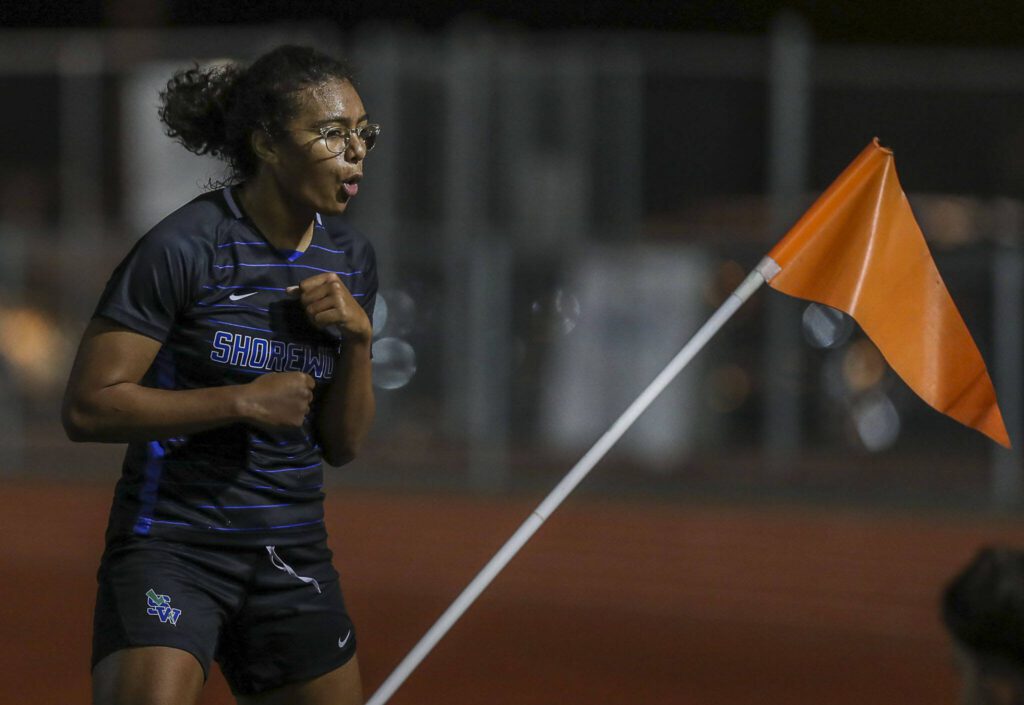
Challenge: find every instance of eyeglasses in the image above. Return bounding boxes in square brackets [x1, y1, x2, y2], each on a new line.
[316, 123, 381, 155]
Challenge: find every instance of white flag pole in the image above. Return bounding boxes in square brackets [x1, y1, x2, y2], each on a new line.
[365, 257, 781, 705]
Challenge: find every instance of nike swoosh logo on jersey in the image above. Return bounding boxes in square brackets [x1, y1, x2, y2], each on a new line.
[229, 291, 258, 301]
[338, 630, 352, 648]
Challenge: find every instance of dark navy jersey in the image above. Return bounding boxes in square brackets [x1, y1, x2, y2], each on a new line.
[95, 187, 377, 547]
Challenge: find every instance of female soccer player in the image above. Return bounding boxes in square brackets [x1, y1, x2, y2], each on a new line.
[62, 45, 379, 705]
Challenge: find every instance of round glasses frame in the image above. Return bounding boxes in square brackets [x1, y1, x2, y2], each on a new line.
[317, 123, 381, 155]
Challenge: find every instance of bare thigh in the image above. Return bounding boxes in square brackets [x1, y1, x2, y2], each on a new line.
[238, 654, 363, 705]
[93, 646, 205, 705]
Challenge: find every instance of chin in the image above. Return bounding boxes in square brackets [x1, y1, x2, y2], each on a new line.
[319, 198, 350, 216]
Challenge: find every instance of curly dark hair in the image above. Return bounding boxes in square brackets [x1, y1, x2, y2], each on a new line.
[158, 45, 355, 183]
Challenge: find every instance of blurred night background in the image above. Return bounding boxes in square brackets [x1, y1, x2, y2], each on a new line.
[3, 1, 1024, 704]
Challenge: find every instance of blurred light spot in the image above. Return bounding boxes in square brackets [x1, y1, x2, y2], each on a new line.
[379, 289, 416, 337]
[917, 196, 976, 247]
[0, 305, 69, 390]
[802, 302, 853, 349]
[529, 288, 581, 339]
[707, 363, 751, 413]
[852, 392, 901, 451]
[371, 337, 417, 390]
[372, 293, 388, 336]
[842, 339, 886, 393]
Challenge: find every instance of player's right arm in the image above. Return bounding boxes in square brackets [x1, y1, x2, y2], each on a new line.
[62, 317, 315, 443]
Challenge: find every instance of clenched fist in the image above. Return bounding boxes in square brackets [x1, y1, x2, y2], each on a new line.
[238, 371, 315, 431]
[287, 272, 372, 343]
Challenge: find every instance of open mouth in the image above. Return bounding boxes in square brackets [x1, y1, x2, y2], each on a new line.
[341, 174, 362, 198]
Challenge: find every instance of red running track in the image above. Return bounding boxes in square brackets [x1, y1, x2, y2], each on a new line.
[4, 479, 1024, 704]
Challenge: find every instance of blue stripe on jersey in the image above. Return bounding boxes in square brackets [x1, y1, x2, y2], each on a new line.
[133, 349, 177, 535]
[250, 449, 299, 458]
[133, 440, 167, 535]
[251, 462, 321, 474]
[208, 318, 275, 334]
[197, 503, 294, 509]
[196, 302, 271, 313]
[308, 244, 346, 254]
[217, 241, 268, 248]
[148, 518, 325, 532]
[213, 263, 362, 276]
[154, 480, 323, 491]
[207, 519, 324, 532]
[202, 284, 289, 292]
[235, 484, 323, 491]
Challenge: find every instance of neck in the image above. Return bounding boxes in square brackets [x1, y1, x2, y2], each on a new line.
[236, 173, 315, 252]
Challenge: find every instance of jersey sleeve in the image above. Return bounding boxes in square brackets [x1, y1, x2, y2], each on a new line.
[94, 228, 200, 343]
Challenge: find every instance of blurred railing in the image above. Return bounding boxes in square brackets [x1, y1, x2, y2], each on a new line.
[0, 19, 1022, 510]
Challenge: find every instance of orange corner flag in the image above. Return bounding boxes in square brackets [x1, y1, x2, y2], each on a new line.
[765, 138, 1010, 447]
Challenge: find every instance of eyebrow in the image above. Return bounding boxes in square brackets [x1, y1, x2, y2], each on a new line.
[315, 114, 370, 127]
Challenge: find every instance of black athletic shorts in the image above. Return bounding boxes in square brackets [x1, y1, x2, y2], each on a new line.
[92, 535, 357, 695]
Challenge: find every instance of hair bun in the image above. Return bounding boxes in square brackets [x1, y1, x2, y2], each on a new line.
[159, 63, 241, 160]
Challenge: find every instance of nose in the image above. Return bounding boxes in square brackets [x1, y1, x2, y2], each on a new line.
[345, 134, 367, 163]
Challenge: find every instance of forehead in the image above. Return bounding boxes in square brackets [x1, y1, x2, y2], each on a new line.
[288, 78, 365, 126]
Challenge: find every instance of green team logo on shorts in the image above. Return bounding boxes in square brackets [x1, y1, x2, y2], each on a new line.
[146, 588, 182, 625]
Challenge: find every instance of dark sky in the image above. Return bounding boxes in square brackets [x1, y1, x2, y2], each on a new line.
[4, 0, 1024, 47]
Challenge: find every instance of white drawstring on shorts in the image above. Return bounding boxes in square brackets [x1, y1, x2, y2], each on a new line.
[266, 545, 322, 594]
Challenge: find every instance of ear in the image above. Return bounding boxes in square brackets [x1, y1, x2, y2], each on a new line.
[250, 128, 279, 166]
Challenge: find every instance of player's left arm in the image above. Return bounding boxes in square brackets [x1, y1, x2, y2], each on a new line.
[290, 272, 375, 466]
